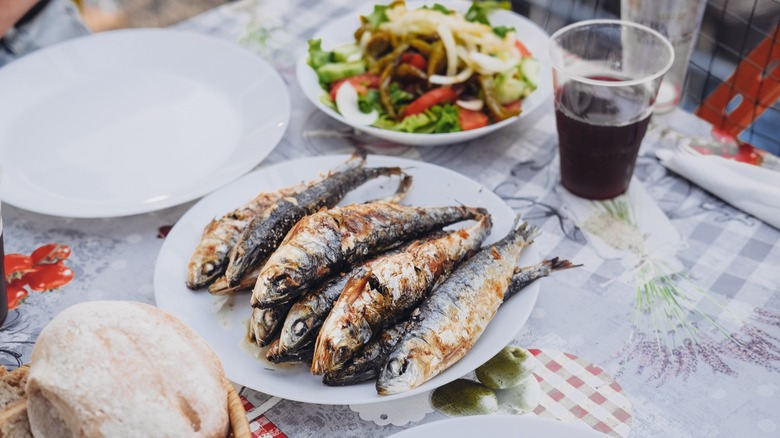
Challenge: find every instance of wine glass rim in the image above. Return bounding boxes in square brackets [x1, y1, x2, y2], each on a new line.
[548, 19, 675, 87]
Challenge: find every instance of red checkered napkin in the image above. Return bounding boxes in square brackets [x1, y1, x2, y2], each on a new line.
[240, 394, 288, 438]
[529, 349, 633, 437]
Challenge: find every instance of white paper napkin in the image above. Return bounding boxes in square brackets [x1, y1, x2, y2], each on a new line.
[657, 149, 780, 229]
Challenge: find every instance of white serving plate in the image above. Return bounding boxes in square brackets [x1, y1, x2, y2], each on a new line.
[295, 0, 553, 147]
[0, 29, 290, 217]
[153, 154, 540, 405]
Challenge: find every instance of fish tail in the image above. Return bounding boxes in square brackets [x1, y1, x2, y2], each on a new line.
[380, 173, 414, 203]
[547, 257, 582, 272]
[515, 220, 540, 243]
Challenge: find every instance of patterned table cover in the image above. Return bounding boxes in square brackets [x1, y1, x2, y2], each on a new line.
[2, 1, 779, 437]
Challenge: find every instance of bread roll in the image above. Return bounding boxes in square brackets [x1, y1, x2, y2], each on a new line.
[25, 301, 229, 438]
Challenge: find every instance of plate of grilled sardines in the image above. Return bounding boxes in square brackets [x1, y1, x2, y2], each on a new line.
[154, 153, 557, 404]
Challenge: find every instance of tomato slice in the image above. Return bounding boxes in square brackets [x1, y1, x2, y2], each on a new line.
[30, 243, 72, 265]
[4, 254, 33, 281]
[503, 99, 523, 113]
[458, 108, 490, 131]
[26, 262, 74, 292]
[329, 73, 381, 101]
[400, 52, 427, 70]
[402, 87, 458, 118]
[514, 39, 532, 58]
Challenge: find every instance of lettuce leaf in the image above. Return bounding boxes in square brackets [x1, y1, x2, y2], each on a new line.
[307, 39, 332, 70]
[383, 104, 462, 133]
[465, 1, 511, 25]
[364, 5, 390, 29]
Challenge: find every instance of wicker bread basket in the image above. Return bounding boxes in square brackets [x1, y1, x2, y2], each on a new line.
[226, 379, 251, 438]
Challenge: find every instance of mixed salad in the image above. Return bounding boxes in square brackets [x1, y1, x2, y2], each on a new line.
[307, 0, 541, 134]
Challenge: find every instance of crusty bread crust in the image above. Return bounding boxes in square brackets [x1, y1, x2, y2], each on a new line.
[0, 366, 29, 410]
[0, 366, 33, 438]
[25, 301, 229, 438]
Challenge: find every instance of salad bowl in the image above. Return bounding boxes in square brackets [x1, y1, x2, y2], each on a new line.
[295, 0, 553, 147]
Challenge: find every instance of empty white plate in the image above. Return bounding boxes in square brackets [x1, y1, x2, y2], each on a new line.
[0, 29, 290, 217]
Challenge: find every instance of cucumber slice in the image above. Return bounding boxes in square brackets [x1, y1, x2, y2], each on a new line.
[316, 61, 367, 83]
[332, 43, 361, 63]
[521, 58, 541, 89]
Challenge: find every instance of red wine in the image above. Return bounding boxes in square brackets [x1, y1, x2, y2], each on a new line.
[555, 77, 653, 199]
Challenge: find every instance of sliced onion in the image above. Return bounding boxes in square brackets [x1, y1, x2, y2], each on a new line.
[359, 30, 372, 51]
[437, 23, 458, 77]
[335, 82, 378, 126]
[429, 65, 474, 85]
[456, 99, 484, 111]
[469, 52, 517, 74]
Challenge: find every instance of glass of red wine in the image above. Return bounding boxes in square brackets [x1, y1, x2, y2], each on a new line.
[549, 20, 674, 200]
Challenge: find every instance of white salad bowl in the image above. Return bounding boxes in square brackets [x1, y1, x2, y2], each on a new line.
[295, 0, 553, 147]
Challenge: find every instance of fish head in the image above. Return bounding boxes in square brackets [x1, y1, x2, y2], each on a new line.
[281, 312, 318, 351]
[376, 341, 430, 395]
[186, 259, 222, 289]
[255, 264, 304, 306]
[315, 317, 372, 373]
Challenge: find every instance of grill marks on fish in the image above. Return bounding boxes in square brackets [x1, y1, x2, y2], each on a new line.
[266, 339, 314, 365]
[323, 256, 579, 386]
[311, 216, 493, 375]
[186, 153, 366, 291]
[376, 221, 539, 395]
[247, 302, 295, 347]
[252, 203, 488, 308]
[186, 187, 303, 290]
[275, 243, 413, 358]
[322, 319, 413, 386]
[225, 164, 408, 287]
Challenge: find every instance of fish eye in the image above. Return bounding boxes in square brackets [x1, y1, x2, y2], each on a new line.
[387, 358, 407, 376]
[292, 321, 306, 337]
[201, 263, 215, 275]
[272, 273, 290, 283]
[263, 311, 277, 326]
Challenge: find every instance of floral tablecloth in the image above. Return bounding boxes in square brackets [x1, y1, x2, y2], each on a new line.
[2, 1, 779, 437]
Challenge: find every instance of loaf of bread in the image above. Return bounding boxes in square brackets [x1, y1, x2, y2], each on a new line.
[0, 366, 32, 437]
[25, 301, 229, 438]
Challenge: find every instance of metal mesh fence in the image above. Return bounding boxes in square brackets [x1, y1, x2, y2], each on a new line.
[510, 0, 780, 155]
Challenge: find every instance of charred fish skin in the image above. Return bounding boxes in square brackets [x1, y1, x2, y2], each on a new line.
[186, 189, 300, 290]
[312, 216, 493, 375]
[225, 164, 407, 287]
[266, 339, 314, 365]
[376, 221, 539, 395]
[277, 270, 353, 356]
[276, 242, 419, 357]
[187, 153, 366, 291]
[250, 212, 343, 308]
[322, 319, 413, 386]
[321, 256, 575, 386]
[253, 203, 488, 308]
[247, 302, 294, 347]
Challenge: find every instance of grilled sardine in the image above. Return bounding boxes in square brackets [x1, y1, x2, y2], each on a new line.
[252, 203, 487, 308]
[376, 220, 538, 395]
[186, 154, 365, 290]
[311, 216, 493, 375]
[225, 163, 409, 287]
[323, 257, 579, 386]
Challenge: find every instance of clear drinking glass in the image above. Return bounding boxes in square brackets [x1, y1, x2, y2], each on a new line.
[549, 19, 674, 200]
[621, 0, 707, 113]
